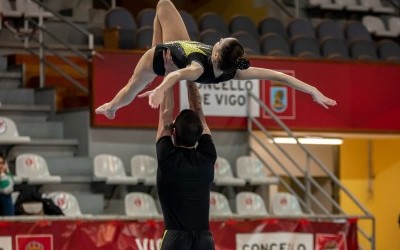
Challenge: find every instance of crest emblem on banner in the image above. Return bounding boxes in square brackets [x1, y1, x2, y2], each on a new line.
[270, 86, 288, 113]
[16, 235, 53, 250]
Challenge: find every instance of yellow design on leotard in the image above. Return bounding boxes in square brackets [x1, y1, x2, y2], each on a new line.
[165, 41, 209, 56]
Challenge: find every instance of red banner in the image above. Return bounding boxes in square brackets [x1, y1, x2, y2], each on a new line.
[0, 218, 358, 250]
[92, 51, 400, 132]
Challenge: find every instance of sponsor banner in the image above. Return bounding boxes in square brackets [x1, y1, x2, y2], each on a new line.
[0, 219, 358, 250]
[0, 236, 12, 250]
[179, 80, 260, 117]
[16, 235, 53, 250]
[236, 232, 313, 250]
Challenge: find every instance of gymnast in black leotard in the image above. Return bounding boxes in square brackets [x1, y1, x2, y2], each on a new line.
[153, 41, 236, 84]
[95, 0, 336, 119]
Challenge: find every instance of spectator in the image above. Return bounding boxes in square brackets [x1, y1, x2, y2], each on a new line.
[0, 153, 15, 216]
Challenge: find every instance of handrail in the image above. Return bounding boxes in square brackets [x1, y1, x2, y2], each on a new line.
[246, 91, 375, 249]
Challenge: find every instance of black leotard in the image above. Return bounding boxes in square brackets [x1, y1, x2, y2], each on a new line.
[153, 41, 236, 84]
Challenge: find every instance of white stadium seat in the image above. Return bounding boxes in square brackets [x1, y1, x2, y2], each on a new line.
[236, 156, 279, 185]
[214, 157, 245, 186]
[94, 154, 139, 185]
[271, 192, 303, 216]
[130, 154, 157, 185]
[16, 153, 61, 184]
[236, 191, 268, 219]
[209, 191, 234, 219]
[0, 116, 30, 144]
[124, 192, 162, 219]
[48, 192, 82, 216]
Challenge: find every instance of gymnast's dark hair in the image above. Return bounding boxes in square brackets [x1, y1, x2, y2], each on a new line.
[218, 39, 250, 74]
[173, 109, 203, 147]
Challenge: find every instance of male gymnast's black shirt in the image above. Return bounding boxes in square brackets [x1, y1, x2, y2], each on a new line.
[153, 41, 237, 83]
[156, 134, 217, 230]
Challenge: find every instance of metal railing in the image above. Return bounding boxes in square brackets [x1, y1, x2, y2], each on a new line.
[4, 0, 95, 95]
[246, 91, 375, 249]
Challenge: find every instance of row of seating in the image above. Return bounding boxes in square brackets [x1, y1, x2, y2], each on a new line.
[102, 8, 400, 61]
[13, 153, 278, 187]
[24, 191, 302, 219]
[307, 0, 396, 14]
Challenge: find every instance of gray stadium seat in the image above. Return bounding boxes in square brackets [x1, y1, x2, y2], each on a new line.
[137, 8, 156, 28]
[287, 18, 316, 39]
[349, 40, 378, 60]
[320, 37, 350, 59]
[231, 31, 261, 55]
[104, 7, 137, 49]
[345, 21, 372, 42]
[260, 33, 291, 57]
[377, 39, 400, 62]
[135, 26, 153, 49]
[179, 10, 199, 40]
[199, 29, 224, 46]
[291, 36, 321, 58]
[316, 19, 344, 40]
[258, 17, 288, 39]
[229, 15, 259, 40]
[198, 12, 230, 37]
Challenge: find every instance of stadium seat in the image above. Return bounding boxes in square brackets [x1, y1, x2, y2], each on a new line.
[16, 153, 61, 184]
[93, 154, 139, 185]
[271, 192, 303, 216]
[258, 17, 288, 39]
[359, 0, 396, 13]
[199, 29, 224, 45]
[0, 0, 21, 17]
[48, 192, 82, 216]
[0, 116, 30, 143]
[124, 192, 162, 219]
[291, 36, 321, 58]
[236, 192, 268, 218]
[231, 31, 261, 55]
[308, 0, 344, 10]
[198, 12, 230, 36]
[130, 154, 157, 185]
[15, 0, 53, 17]
[209, 191, 234, 219]
[137, 8, 156, 28]
[349, 40, 378, 60]
[214, 156, 245, 186]
[316, 19, 344, 40]
[103, 7, 137, 49]
[236, 156, 279, 185]
[377, 39, 400, 62]
[386, 16, 400, 35]
[334, 0, 369, 11]
[260, 33, 291, 57]
[362, 15, 398, 38]
[320, 37, 350, 59]
[135, 26, 153, 49]
[179, 10, 199, 40]
[287, 18, 316, 39]
[345, 21, 372, 42]
[229, 15, 259, 40]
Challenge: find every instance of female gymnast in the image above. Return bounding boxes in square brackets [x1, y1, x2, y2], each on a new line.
[95, 0, 336, 119]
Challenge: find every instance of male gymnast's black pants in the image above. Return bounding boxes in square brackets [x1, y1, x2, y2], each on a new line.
[160, 230, 215, 250]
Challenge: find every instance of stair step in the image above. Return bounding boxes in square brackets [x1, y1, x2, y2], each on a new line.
[16, 120, 64, 139]
[0, 89, 34, 105]
[7, 138, 79, 160]
[45, 156, 93, 176]
[0, 104, 51, 122]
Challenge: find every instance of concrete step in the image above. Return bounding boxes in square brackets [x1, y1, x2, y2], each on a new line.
[16, 120, 64, 139]
[0, 104, 51, 122]
[7, 138, 79, 160]
[45, 156, 93, 177]
[0, 89, 34, 105]
[0, 71, 22, 89]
